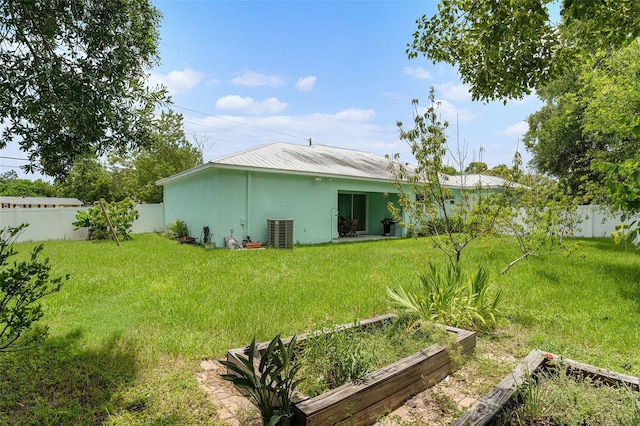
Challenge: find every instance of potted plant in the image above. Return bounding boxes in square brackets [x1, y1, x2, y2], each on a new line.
[220, 334, 301, 426]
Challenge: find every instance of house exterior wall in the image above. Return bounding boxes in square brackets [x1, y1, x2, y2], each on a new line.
[162, 168, 406, 247]
[162, 170, 219, 240]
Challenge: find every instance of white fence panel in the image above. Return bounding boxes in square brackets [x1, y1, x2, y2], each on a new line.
[0, 203, 164, 242]
[132, 203, 164, 234]
[1, 203, 637, 243]
[573, 205, 638, 238]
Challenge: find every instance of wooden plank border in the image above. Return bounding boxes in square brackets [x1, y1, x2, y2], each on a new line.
[225, 315, 476, 426]
[452, 349, 640, 426]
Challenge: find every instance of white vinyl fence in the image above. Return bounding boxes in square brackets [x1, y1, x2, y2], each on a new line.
[0, 203, 636, 243]
[0, 203, 164, 242]
[572, 205, 638, 238]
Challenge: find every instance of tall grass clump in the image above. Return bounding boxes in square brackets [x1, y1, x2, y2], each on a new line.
[501, 366, 640, 425]
[387, 262, 502, 331]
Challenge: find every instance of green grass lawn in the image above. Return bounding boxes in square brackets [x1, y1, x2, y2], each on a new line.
[1, 234, 639, 424]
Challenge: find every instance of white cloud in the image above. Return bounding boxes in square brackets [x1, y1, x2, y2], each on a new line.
[499, 121, 529, 138]
[435, 83, 471, 102]
[231, 71, 285, 87]
[255, 98, 289, 115]
[207, 78, 221, 87]
[182, 108, 401, 164]
[334, 108, 375, 122]
[404, 66, 431, 80]
[295, 76, 317, 92]
[215, 95, 288, 115]
[216, 95, 254, 111]
[432, 99, 477, 123]
[147, 68, 204, 94]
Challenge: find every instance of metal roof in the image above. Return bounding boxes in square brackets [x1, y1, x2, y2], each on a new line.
[156, 142, 518, 189]
[215, 142, 398, 179]
[442, 173, 520, 189]
[157, 142, 404, 184]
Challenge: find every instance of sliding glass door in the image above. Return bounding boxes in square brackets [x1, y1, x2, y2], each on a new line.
[338, 193, 366, 232]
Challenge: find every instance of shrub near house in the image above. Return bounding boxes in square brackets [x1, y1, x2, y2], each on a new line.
[73, 198, 139, 240]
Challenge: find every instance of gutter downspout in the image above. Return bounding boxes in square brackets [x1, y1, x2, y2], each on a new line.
[245, 171, 251, 239]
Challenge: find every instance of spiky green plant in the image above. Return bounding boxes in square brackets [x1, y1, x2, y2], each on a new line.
[220, 334, 301, 426]
[387, 262, 501, 331]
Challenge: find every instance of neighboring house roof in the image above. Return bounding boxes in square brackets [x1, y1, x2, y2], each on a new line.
[0, 196, 83, 207]
[157, 142, 406, 185]
[442, 173, 521, 189]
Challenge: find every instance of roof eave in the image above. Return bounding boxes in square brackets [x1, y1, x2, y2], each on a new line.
[156, 163, 215, 186]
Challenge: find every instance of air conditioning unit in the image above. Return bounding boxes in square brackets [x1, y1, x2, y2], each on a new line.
[267, 218, 293, 249]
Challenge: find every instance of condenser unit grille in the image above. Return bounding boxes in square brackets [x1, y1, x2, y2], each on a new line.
[267, 218, 293, 249]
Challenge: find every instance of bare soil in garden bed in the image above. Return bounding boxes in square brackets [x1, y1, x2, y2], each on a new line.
[197, 327, 524, 425]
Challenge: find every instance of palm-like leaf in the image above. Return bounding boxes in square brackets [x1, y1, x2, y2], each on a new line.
[387, 262, 502, 331]
[387, 286, 422, 314]
[220, 334, 301, 425]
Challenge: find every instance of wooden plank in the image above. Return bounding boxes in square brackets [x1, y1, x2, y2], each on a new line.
[297, 348, 451, 419]
[559, 355, 640, 392]
[296, 324, 476, 425]
[453, 349, 640, 426]
[451, 349, 547, 426]
[296, 329, 474, 414]
[224, 317, 476, 426]
[325, 363, 452, 426]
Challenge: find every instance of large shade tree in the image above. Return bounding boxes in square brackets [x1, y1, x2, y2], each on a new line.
[524, 40, 640, 197]
[111, 111, 203, 203]
[0, 171, 56, 197]
[56, 156, 113, 205]
[0, 0, 167, 179]
[409, 0, 640, 102]
[412, 0, 640, 237]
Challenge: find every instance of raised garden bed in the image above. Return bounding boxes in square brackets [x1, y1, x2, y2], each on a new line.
[452, 349, 640, 426]
[225, 314, 476, 425]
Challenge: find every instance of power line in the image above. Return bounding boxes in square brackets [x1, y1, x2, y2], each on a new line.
[182, 120, 274, 143]
[172, 104, 310, 143]
[0, 155, 29, 161]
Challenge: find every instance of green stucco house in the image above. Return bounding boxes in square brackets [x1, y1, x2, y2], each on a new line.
[157, 142, 411, 247]
[157, 142, 515, 247]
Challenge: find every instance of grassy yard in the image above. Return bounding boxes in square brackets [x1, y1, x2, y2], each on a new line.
[1, 234, 639, 424]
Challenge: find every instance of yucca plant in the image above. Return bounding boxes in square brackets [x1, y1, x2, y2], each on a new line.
[220, 334, 301, 426]
[387, 262, 501, 331]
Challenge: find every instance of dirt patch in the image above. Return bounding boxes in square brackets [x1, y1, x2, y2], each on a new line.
[197, 359, 261, 425]
[198, 330, 525, 425]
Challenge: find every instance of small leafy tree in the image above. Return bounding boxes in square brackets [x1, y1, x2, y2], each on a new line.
[387, 87, 507, 267]
[0, 225, 68, 352]
[72, 198, 139, 241]
[594, 157, 640, 246]
[498, 173, 582, 274]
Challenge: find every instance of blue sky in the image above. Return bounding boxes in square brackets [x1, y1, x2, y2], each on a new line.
[1, 0, 542, 179]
